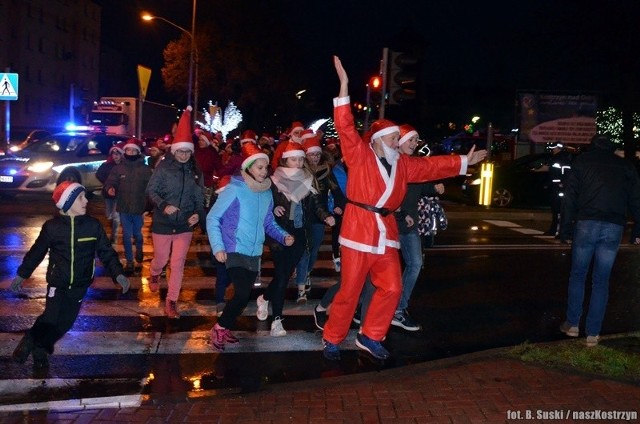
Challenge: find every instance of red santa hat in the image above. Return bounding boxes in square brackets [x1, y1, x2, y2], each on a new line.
[123, 137, 142, 153]
[241, 141, 270, 170]
[325, 137, 339, 148]
[281, 141, 306, 159]
[198, 133, 211, 147]
[52, 181, 85, 213]
[369, 119, 400, 142]
[109, 141, 125, 155]
[300, 129, 315, 142]
[240, 129, 258, 145]
[289, 121, 304, 135]
[171, 106, 195, 153]
[398, 124, 418, 146]
[303, 136, 322, 154]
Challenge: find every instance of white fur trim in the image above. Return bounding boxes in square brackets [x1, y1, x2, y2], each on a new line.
[398, 130, 418, 146]
[282, 149, 306, 159]
[123, 142, 141, 153]
[371, 126, 400, 141]
[171, 141, 195, 153]
[333, 96, 350, 107]
[305, 146, 322, 154]
[55, 182, 83, 210]
[242, 152, 269, 170]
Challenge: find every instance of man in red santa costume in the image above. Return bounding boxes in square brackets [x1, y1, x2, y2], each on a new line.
[321, 56, 487, 361]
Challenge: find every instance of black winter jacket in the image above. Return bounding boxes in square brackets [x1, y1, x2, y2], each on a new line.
[105, 156, 153, 214]
[146, 154, 205, 234]
[560, 146, 640, 240]
[16, 214, 124, 289]
[309, 164, 345, 225]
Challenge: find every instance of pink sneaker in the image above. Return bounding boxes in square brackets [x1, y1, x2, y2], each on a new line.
[211, 323, 238, 351]
[149, 275, 160, 292]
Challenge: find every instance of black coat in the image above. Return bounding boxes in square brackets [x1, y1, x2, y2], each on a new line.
[560, 146, 640, 240]
[17, 214, 124, 288]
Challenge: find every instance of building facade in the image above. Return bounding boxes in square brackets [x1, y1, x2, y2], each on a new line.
[0, 0, 101, 138]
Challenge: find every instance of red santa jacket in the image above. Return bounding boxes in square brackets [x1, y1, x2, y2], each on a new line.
[334, 96, 467, 254]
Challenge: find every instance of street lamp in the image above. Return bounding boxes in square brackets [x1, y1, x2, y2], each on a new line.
[142, 1, 198, 117]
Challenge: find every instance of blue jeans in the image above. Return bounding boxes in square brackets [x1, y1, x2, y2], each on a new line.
[295, 223, 325, 285]
[566, 220, 623, 337]
[120, 213, 144, 263]
[398, 230, 423, 311]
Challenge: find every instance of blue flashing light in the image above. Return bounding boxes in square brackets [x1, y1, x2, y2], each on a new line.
[65, 123, 94, 132]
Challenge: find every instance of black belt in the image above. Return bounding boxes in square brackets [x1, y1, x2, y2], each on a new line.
[347, 199, 393, 217]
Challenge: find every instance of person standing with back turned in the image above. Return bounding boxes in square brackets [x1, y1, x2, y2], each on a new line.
[558, 134, 640, 347]
[321, 56, 486, 361]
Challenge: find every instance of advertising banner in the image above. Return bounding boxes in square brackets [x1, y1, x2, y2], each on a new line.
[519, 92, 597, 144]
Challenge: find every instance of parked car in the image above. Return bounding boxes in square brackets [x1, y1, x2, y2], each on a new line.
[9, 129, 53, 152]
[462, 152, 572, 208]
[0, 128, 129, 197]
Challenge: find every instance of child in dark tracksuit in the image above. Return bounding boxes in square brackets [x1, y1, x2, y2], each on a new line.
[10, 181, 130, 370]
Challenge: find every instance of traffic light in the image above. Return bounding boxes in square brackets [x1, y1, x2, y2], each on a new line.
[370, 76, 382, 91]
[388, 50, 418, 105]
[369, 75, 383, 108]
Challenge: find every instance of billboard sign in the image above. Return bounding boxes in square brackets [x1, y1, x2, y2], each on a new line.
[519, 92, 597, 144]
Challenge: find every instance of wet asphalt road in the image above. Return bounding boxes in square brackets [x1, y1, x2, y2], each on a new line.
[0, 194, 639, 403]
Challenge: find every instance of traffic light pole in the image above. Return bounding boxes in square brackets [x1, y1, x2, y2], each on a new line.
[364, 83, 372, 132]
[379, 48, 389, 120]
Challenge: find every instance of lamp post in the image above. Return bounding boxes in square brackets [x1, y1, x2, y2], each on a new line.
[142, 0, 198, 117]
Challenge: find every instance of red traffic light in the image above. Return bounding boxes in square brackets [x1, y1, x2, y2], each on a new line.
[369, 76, 382, 90]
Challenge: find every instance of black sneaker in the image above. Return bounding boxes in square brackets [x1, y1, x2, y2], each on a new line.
[314, 307, 327, 330]
[135, 250, 143, 264]
[124, 261, 135, 275]
[12, 333, 34, 364]
[32, 347, 49, 369]
[391, 310, 421, 331]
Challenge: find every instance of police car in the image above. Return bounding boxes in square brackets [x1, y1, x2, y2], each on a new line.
[0, 125, 129, 197]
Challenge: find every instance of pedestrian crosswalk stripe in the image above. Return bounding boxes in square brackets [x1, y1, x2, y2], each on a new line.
[0, 330, 358, 355]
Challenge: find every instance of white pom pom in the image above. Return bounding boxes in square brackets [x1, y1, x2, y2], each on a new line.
[186, 105, 193, 111]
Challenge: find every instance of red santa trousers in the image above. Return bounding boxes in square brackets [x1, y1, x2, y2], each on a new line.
[323, 245, 401, 344]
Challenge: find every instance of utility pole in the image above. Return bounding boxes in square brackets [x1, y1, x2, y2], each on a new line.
[379, 48, 389, 120]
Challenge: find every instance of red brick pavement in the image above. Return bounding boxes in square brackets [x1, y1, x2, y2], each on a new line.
[1, 354, 639, 423]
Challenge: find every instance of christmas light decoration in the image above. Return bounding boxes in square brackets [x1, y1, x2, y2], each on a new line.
[196, 101, 243, 142]
[596, 106, 640, 145]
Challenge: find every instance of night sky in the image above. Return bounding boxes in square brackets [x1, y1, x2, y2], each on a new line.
[97, 0, 640, 132]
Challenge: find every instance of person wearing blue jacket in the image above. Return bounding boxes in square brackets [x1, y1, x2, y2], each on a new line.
[207, 142, 294, 351]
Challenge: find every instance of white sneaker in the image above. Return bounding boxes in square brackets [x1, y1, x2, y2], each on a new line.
[256, 294, 269, 321]
[270, 317, 287, 337]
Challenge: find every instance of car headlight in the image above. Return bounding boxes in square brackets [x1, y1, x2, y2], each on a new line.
[27, 161, 54, 173]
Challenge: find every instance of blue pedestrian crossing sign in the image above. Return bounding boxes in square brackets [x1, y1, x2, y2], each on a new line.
[0, 73, 18, 101]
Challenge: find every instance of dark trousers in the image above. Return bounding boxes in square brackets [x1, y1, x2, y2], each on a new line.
[214, 258, 231, 304]
[218, 267, 258, 330]
[264, 226, 306, 318]
[29, 285, 86, 354]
